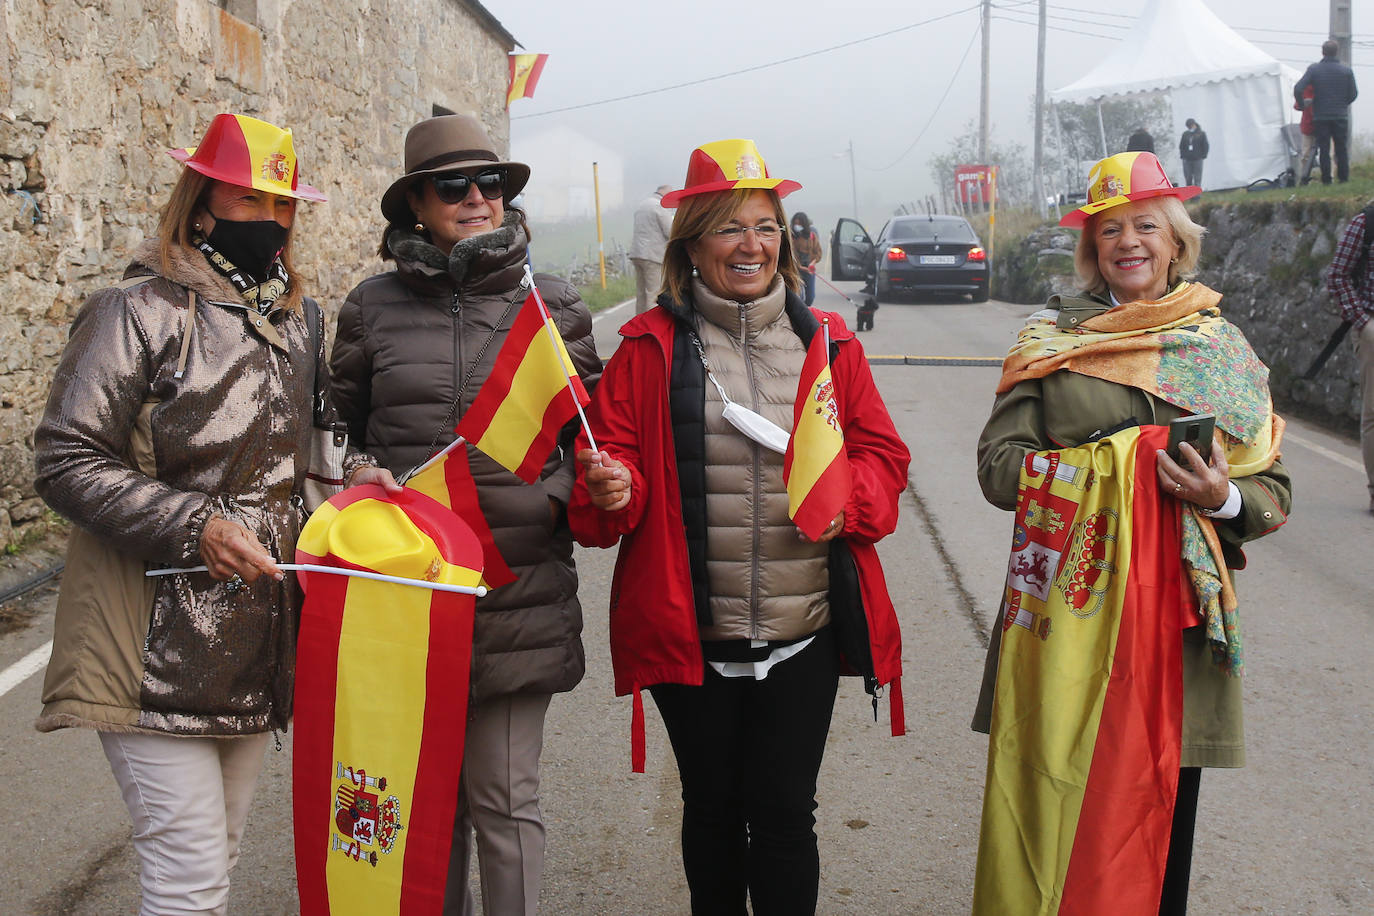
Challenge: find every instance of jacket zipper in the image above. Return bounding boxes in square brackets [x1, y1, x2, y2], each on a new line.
[739, 303, 763, 639]
[451, 291, 462, 410]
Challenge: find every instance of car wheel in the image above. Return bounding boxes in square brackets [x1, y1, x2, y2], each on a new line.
[875, 274, 892, 303]
[971, 286, 990, 303]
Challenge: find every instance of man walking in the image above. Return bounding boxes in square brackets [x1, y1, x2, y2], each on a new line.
[1178, 119, 1209, 188]
[1327, 204, 1374, 514]
[629, 185, 673, 314]
[1294, 40, 1358, 184]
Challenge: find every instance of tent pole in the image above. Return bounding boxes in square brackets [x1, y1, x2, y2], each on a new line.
[1051, 100, 1066, 216]
[1096, 101, 1109, 157]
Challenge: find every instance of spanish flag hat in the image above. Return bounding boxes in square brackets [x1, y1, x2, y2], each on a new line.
[660, 138, 801, 208]
[167, 113, 327, 202]
[1059, 151, 1197, 229]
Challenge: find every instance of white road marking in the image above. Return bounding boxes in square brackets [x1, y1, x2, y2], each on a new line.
[592, 298, 634, 326]
[1283, 430, 1364, 474]
[0, 640, 50, 700]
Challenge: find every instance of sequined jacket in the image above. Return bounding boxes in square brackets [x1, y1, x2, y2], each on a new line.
[330, 215, 601, 703]
[34, 240, 323, 736]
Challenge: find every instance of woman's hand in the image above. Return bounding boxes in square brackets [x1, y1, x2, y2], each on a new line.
[801, 511, 845, 543]
[577, 448, 631, 512]
[200, 516, 283, 583]
[1156, 441, 1229, 510]
[346, 465, 403, 494]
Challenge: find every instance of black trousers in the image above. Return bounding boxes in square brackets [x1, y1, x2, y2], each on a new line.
[1313, 119, 1351, 183]
[649, 627, 840, 916]
[1158, 766, 1202, 916]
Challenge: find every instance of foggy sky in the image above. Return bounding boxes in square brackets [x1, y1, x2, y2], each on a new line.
[492, 0, 1371, 227]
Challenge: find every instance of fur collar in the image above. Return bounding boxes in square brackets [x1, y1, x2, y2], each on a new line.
[387, 209, 523, 289]
[126, 239, 248, 305]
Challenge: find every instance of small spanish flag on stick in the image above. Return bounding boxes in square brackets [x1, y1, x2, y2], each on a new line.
[507, 52, 549, 107]
[457, 266, 596, 483]
[785, 318, 851, 541]
[403, 437, 517, 589]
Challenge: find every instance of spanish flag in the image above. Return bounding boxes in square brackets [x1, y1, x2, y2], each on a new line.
[507, 52, 548, 107]
[784, 320, 851, 541]
[972, 426, 1195, 916]
[293, 486, 483, 916]
[405, 438, 517, 590]
[456, 288, 589, 484]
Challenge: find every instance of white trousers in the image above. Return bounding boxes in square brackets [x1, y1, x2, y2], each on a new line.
[100, 730, 271, 916]
[443, 693, 552, 916]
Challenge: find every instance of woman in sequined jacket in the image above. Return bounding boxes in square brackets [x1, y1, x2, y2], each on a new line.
[32, 114, 395, 915]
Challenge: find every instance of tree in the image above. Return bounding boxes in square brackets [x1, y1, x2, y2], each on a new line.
[1042, 93, 1172, 197]
[928, 119, 1035, 210]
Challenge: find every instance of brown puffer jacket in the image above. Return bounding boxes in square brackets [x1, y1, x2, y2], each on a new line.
[330, 214, 601, 702]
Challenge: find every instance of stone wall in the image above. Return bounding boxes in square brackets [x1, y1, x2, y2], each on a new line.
[990, 197, 1366, 436]
[0, 0, 513, 547]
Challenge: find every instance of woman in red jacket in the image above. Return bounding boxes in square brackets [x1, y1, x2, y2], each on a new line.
[569, 139, 909, 916]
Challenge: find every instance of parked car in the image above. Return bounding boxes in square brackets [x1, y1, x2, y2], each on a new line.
[830, 214, 989, 302]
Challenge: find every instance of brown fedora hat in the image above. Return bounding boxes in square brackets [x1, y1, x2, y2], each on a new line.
[380, 114, 531, 225]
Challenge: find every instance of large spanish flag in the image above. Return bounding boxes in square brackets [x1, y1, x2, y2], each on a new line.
[405, 438, 516, 590]
[972, 425, 1198, 916]
[507, 53, 549, 107]
[456, 289, 589, 483]
[293, 485, 483, 916]
[785, 320, 851, 541]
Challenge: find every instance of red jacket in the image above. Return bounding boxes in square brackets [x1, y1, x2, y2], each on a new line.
[569, 303, 910, 769]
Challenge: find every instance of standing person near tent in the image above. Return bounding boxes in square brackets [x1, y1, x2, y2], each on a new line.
[972, 151, 1290, 916]
[630, 184, 674, 315]
[1294, 39, 1358, 185]
[568, 138, 909, 916]
[1295, 84, 1318, 184]
[790, 210, 823, 305]
[1178, 119, 1208, 188]
[1326, 203, 1374, 515]
[329, 113, 602, 916]
[32, 113, 398, 915]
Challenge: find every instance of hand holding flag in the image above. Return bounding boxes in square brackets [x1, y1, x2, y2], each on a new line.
[784, 318, 852, 542]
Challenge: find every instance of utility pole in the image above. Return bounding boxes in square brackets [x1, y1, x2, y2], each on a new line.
[1033, 0, 1047, 217]
[1330, 0, 1351, 63]
[980, 0, 991, 164]
[848, 139, 858, 218]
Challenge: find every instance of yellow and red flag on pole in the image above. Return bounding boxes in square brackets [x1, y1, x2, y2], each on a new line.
[404, 438, 516, 590]
[293, 485, 483, 916]
[456, 278, 591, 483]
[506, 53, 548, 107]
[784, 319, 851, 541]
[972, 425, 1198, 916]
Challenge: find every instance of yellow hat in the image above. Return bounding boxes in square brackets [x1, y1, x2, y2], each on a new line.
[168, 113, 327, 202]
[1059, 151, 1198, 229]
[660, 139, 801, 208]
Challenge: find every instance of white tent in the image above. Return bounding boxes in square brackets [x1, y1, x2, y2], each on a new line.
[1050, 0, 1301, 190]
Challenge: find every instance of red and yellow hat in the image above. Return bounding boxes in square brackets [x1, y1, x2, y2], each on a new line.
[167, 113, 327, 202]
[660, 139, 801, 208]
[1058, 151, 1197, 229]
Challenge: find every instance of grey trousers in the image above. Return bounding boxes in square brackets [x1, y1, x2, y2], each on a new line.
[632, 258, 663, 314]
[1358, 320, 1374, 501]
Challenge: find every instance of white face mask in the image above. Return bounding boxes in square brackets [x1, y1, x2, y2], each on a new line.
[721, 401, 791, 454]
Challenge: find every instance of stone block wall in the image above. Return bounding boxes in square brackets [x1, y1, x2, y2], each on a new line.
[0, 0, 513, 548]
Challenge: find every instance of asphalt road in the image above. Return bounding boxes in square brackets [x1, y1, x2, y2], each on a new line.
[1, 277, 1370, 915]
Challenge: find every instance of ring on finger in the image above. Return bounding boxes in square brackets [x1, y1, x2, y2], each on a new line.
[224, 573, 245, 593]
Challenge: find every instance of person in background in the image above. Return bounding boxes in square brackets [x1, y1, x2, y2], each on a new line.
[1294, 39, 1359, 184]
[1326, 204, 1374, 514]
[329, 113, 601, 916]
[630, 184, 674, 314]
[974, 151, 1290, 915]
[790, 211, 823, 306]
[32, 113, 396, 915]
[1295, 84, 1318, 184]
[1126, 126, 1155, 153]
[1178, 118, 1209, 188]
[569, 138, 909, 916]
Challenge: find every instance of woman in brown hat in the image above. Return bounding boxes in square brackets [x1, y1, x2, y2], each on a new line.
[330, 113, 601, 915]
[33, 113, 396, 914]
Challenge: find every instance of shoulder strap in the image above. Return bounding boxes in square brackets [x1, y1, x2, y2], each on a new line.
[174, 290, 196, 380]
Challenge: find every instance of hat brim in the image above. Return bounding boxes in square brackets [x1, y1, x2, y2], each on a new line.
[661, 178, 802, 208]
[167, 147, 328, 202]
[1059, 184, 1201, 228]
[380, 159, 532, 225]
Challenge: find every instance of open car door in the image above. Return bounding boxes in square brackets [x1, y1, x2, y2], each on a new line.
[830, 217, 873, 282]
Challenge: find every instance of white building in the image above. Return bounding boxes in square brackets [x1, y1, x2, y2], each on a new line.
[513, 125, 624, 222]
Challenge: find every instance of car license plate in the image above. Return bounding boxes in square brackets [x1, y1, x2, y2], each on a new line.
[919, 255, 958, 265]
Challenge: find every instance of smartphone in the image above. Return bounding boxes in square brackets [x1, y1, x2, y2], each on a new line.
[1167, 413, 1215, 464]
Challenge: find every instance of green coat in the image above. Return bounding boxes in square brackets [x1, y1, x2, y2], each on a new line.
[972, 296, 1291, 767]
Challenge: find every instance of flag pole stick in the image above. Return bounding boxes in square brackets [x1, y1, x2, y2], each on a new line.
[522, 264, 600, 455]
[401, 435, 466, 486]
[145, 563, 488, 597]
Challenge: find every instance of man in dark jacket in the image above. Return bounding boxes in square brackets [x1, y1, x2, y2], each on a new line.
[1294, 40, 1359, 184]
[1178, 119, 1209, 188]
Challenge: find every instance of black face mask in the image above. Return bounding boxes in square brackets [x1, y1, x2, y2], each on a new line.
[207, 216, 289, 281]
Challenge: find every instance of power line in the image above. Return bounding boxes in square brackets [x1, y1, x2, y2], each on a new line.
[511, 5, 981, 120]
[858, 23, 984, 172]
[993, 12, 1123, 42]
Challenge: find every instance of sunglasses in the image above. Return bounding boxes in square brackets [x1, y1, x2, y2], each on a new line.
[431, 169, 506, 203]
